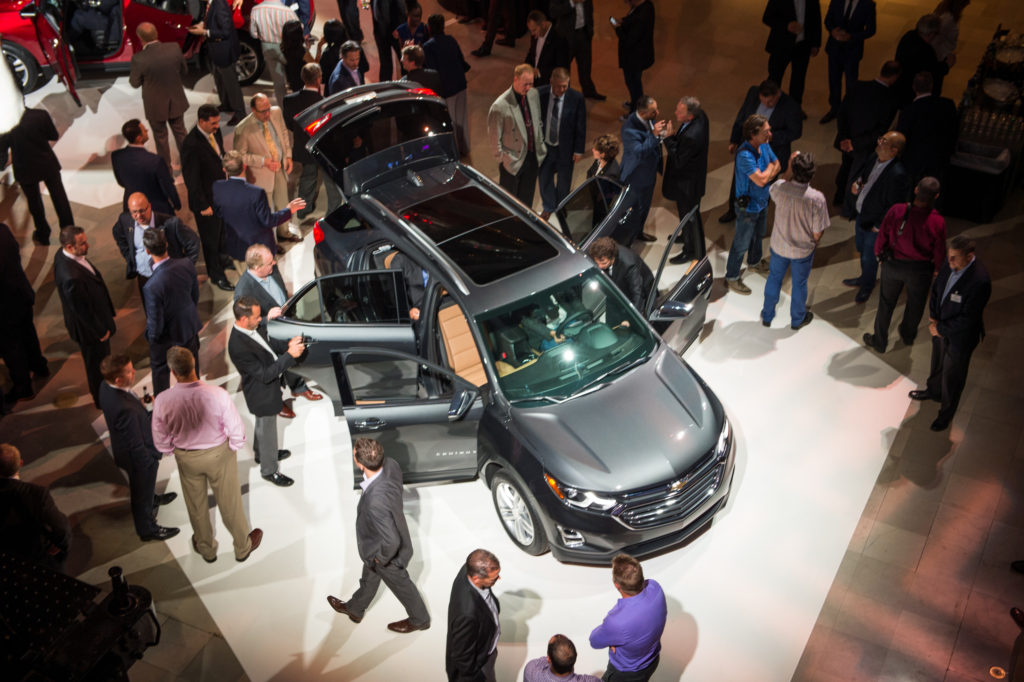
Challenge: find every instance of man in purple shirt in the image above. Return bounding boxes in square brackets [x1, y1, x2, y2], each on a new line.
[152, 346, 262, 563]
[589, 554, 666, 681]
[524, 634, 600, 681]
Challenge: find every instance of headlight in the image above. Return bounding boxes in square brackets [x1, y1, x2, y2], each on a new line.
[544, 474, 617, 511]
[715, 418, 731, 459]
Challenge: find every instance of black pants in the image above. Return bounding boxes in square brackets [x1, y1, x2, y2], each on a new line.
[768, 41, 812, 105]
[480, 0, 514, 49]
[373, 23, 400, 81]
[538, 150, 573, 212]
[926, 335, 977, 425]
[674, 198, 704, 257]
[499, 152, 539, 209]
[622, 67, 644, 112]
[347, 559, 430, 626]
[569, 27, 598, 96]
[81, 338, 111, 407]
[603, 655, 659, 681]
[22, 168, 74, 239]
[295, 161, 343, 219]
[874, 259, 933, 349]
[613, 182, 654, 246]
[827, 49, 860, 113]
[0, 305, 47, 392]
[115, 451, 160, 537]
[150, 335, 200, 395]
[195, 213, 227, 283]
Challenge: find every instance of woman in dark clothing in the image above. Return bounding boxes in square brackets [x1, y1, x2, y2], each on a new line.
[281, 20, 310, 93]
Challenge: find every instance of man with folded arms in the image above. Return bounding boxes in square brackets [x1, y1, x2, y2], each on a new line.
[590, 554, 666, 681]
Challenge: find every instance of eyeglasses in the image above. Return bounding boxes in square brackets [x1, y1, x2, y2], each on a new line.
[254, 107, 271, 114]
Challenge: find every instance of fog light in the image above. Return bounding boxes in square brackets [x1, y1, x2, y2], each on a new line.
[557, 526, 585, 548]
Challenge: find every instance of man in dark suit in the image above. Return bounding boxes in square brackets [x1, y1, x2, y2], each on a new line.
[0, 444, 71, 572]
[615, 96, 665, 245]
[370, 0, 406, 82]
[129, 22, 189, 169]
[424, 14, 471, 152]
[446, 549, 502, 681]
[524, 10, 569, 88]
[181, 104, 234, 291]
[614, 0, 654, 113]
[662, 96, 710, 263]
[832, 60, 901, 205]
[0, 107, 74, 245]
[895, 71, 958, 184]
[328, 40, 367, 95]
[112, 192, 200, 303]
[549, 0, 604, 100]
[588, 237, 654, 325]
[54, 226, 117, 408]
[822, 0, 876, 123]
[227, 296, 305, 486]
[471, 0, 516, 57]
[0, 224, 49, 404]
[285, 64, 343, 220]
[213, 151, 305, 262]
[98, 354, 179, 542]
[142, 230, 201, 395]
[841, 131, 912, 303]
[720, 80, 802, 222]
[112, 119, 181, 215]
[400, 45, 443, 94]
[538, 68, 586, 219]
[762, 0, 822, 109]
[894, 15, 952, 105]
[327, 437, 431, 633]
[188, 0, 245, 125]
[909, 236, 991, 431]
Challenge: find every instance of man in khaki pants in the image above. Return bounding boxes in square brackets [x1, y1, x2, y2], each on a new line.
[152, 346, 263, 562]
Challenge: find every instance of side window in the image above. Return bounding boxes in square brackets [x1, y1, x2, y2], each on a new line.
[290, 283, 324, 323]
[344, 354, 452, 404]
[319, 271, 405, 324]
[556, 177, 623, 244]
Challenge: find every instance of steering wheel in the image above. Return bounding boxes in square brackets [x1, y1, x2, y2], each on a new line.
[557, 309, 593, 336]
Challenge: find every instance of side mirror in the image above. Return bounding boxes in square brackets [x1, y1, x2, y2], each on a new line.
[448, 387, 478, 421]
[651, 300, 693, 321]
[19, 4, 38, 19]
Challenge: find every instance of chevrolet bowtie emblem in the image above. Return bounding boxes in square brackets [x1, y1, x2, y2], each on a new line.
[669, 479, 687, 492]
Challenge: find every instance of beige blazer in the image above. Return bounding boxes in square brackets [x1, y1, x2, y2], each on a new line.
[487, 86, 547, 175]
[232, 107, 293, 195]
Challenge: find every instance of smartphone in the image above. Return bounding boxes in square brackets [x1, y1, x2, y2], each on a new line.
[609, 17, 619, 27]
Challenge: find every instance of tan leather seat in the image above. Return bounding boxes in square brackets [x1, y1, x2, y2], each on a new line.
[437, 304, 487, 387]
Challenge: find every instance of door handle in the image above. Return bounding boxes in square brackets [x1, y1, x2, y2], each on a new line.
[696, 273, 712, 292]
[354, 417, 387, 431]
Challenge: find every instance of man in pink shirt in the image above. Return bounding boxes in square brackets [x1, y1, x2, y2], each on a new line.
[152, 346, 262, 563]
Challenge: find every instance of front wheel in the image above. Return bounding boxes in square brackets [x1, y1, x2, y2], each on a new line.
[235, 34, 264, 86]
[490, 471, 549, 556]
[3, 41, 44, 93]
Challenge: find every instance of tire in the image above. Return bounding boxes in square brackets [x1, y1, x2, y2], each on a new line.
[235, 34, 264, 87]
[3, 41, 43, 93]
[490, 470, 549, 556]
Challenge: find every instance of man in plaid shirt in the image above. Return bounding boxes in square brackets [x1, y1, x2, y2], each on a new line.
[250, 0, 300, 106]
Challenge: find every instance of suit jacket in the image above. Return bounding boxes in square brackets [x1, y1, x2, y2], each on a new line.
[112, 212, 200, 280]
[662, 109, 710, 204]
[0, 478, 71, 565]
[835, 79, 898, 155]
[227, 324, 296, 416]
[233, 108, 293, 196]
[537, 85, 586, 164]
[619, 113, 662, 188]
[111, 145, 180, 214]
[355, 457, 414, 567]
[929, 259, 991, 351]
[371, 0, 406, 34]
[99, 382, 161, 472]
[0, 223, 35, 319]
[763, 0, 822, 52]
[550, 0, 593, 39]
[488, 86, 548, 175]
[446, 565, 500, 682]
[283, 88, 323, 165]
[0, 108, 61, 183]
[387, 252, 426, 310]
[424, 35, 469, 98]
[129, 41, 189, 123]
[607, 245, 654, 312]
[327, 60, 365, 95]
[181, 124, 226, 214]
[894, 30, 949, 105]
[615, 0, 654, 71]
[204, 0, 240, 67]
[53, 249, 117, 346]
[213, 177, 293, 259]
[729, 86, 803, 169]
[234, 265, 289, 317]
[843, 154, 911, 227]
[143, 258, 201, 345]
[525, 26, 569, 87]
[895, 94, 958, 181]
[403, 68, 443, 94]
[824, 0, 876, 60]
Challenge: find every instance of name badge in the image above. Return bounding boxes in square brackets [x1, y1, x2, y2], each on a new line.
[950, 293, 962, 303]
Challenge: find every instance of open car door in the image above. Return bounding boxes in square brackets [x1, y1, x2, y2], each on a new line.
[334, 348, 483, 487]
[644, 206, 713, 349]
[21, 0, 80, 105]
[549, 175, 630, 251]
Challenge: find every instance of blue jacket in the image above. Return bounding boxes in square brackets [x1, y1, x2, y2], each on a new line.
[204, 0, 240, 68]
[212, 177, 292, 260]
[423, 34, 468, 98]
[619, 113, 662, 189]
[143, 258, 201, 345]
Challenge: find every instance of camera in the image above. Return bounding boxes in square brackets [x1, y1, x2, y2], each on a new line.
[736, 196, 750, 209]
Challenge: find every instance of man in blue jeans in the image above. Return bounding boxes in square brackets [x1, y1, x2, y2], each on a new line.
[725, 115, 780, 294]
[762, 151, 830, 329]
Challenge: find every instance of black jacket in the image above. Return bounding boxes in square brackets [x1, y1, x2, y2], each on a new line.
[355, 457, 413, 567]
[228, 325, 296, 417]
[930, 259, 991, 351]
[53, 250, 117, 346]
[895, 94, 958, 181]
[730, 86, 803, 170]
[615, 0, 654, 71]
[111, 145, 181, 214]
[403, 67, 443, 95]
[835, 79, 898, 155]
[283, 88, 323, 164]
[894, 29, 949, 105]
[662, 109, 710, 205]
[0, 478, 71, 567]
[550, 0, 593, 39]
[606, 245, 654, 314]
[446, 565, 500, 682]
[824, 0, 876, 59]
[233, 265, 290, 333]
[843, 154, 912, 228]
[423, 34, 469, 98]
[143, 258, 201, 344]
[181, 124, 226, 214]
[99, 382, 161, 471]
[0, 223, 35, 319]
[112, 212, 200, 280]
[763, 0, 822, 52]
[537, 85, 587, 162]
[525, 26, 569, 87]
[0, 108, 62, 183]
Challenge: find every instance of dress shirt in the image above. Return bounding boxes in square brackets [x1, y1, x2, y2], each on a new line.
[152, 381, 247, 453]
[589, 579, 667, 673]
[469, 577, 501, 654]
[942, 259, 973, 303]
[547, 94, 562, 147]
[133, 213, 156, 277]
[874, 204, 946, 269]
[794, 0, 806, 42]
[855, 158, 892, 214]
[534, 26, 550, 67]
[250, 0, 298, 44]
[842, 0, 860, 22]
[62, 247, 96, 276]
[245, 270, 286, 306]
[755, 101, 776, 119]
[574, 3, 585, 29]
[233, 322, 277, 358]
[358, 466, 381, 492]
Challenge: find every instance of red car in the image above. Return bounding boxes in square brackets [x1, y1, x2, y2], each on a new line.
[1, 0, 312, 104]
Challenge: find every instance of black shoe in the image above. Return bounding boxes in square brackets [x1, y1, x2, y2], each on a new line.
[930, 418, 950, 432]
[584, 92, 607, 101]
[854, 289, 872, 304]
[192, 535, 216, 563]
[32, 231, 50, 246]
[718, 210, 736, 223]
[226, 114, 244, 126]
[669, 252, 692, 265]
[327, 596, 363, 623]
[262, 472, 295, 487]
[792, 311, 814, 330]
[222, 259, 236, 271]
[841, 277, 861, 288]
[496, 38, 516, 47]
[154, 492, 177, 506]
[214, 278, 235, 291]
[761, 317, 771, 328]
[140, 526, 180, 542]
[636, 232, 656, 242]
[862, 333, 885, 353]
[900, 334, 915, 346]
[388, 618, 431, 633]
[908, 390, 932, 401]
[217, 104, 233, 113]
[471, 46, 491, 57]
[819, 111, 837, 124]
[258, 450, 291, 464]
[801, 109, 808, 120]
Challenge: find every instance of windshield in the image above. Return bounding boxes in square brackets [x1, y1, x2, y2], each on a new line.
[475, 269, 656, 405]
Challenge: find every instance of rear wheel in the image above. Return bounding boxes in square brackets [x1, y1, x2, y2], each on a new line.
[235, 34, 264, 86]
[3, 41, 43, 93]
[490, 471, 548, 556]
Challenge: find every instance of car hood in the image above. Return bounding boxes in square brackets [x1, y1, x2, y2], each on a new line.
[511, 345, 721, 493]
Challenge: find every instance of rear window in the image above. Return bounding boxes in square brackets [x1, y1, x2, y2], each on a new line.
[315, 99, 452, 167]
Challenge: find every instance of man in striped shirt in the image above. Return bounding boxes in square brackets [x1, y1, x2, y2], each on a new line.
[249, 0, 300, 106]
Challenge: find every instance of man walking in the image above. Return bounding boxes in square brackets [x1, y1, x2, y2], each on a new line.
[549, 0, 605, 100]
[589, 554, 666, 682]
[662, 96, 710, 263]
[762, 0, 822, 110]
[909, 236, 990, 431]
[538, 67, 585, 220]
[111, 119, 180, 215]
[821, 0, 877, 123]
[249, 0, 300, 106]
[761, 152, 830, 330]
[446, 549, 502, 681]
[616, 95, 664, 245]
[326, 438, 431, 633]
[129, 22, 189, 170]
[613, 0, 654, 114]
[152, 346, 262, 563]
[488, 64, 547, 208]
[863, 177, 947, 353]
[188, 0, 245, 125]
[284, 64, 343, 219]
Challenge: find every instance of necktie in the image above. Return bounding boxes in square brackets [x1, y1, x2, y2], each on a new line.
[547, 97, 561, 146]
[263, 122, 279, 163]
[843, 0, 854, 23]
[521, 95, 535, 153]
[208, 132, 219, 154]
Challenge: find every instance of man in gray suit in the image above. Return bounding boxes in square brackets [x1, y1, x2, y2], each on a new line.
[129, 22, 189, 170]
[488, 63, 548, 208]
[327, 438, 430, 634]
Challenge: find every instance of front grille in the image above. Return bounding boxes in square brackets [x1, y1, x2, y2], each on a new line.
[614, 449, 726, 530]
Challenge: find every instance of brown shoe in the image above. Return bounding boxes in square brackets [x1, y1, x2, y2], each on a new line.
[236, 528, 263, 562]
[279, 405, 296, 419]
[327, 595, 363, 623]
[291, 389, 323, 401]
[387, 618, 430, 633]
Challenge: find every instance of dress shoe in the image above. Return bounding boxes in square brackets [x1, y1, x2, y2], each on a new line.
[718, 209, 736, 223]
[669, 252, 692, 265]
[327, 596, 363, 623]
[279, 405, 296, 419]
[862, 333, 885, 353]
[31, 231, 50, 246]
[908, 389, 933, 401]
[800, 109, 808, 120]
[278, 234, 303, 243]
[276, 245, 285, 255]
[1012, 561, 1024, 575]
[792, 311, 814, 330]
[154, 492, 177, 506]
[192, 535, 217, 563]
[236, 528, 263, 562]
[539, 210, 551, 221]
[222, 259, 236, 271]
[215, 278, 235, 291]
[819, 111, 837, 124]
[387, 618, 430, 633]
[226, 114, 244, 126]
[140, 526, 180, 542]
[725, 278, 751, 295]
[471, 47, 491, 57]
[761, 316, 771, 328]
[900, 334, 915, 346]
[930, 418, 950, 432]
[1012, 607, 1024, 630]
[292, 389, 323, 401]
[496, 37, 516, 47]
[262, 472, 295, 487]
[636, 232, 656, 242]
[752, 258, 770, 274]
[255, 450, 290, 464]
[841, 277, 861, 288]
[217, 104, 233, 113]
[584, 92, 607, 101]
[854, 289, 872, 304]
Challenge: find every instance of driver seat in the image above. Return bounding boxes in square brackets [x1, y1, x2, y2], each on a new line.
[437, 304, 486, 388]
